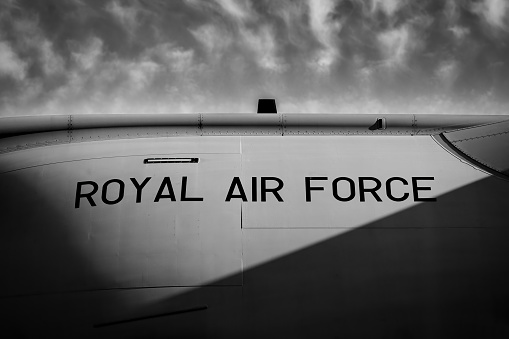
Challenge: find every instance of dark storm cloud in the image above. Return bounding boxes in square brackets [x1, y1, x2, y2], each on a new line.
[0, 0, 508, 116]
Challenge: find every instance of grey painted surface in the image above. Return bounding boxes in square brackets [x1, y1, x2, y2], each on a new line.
[442, 120, 509, 175]
[240, 136, 484, 232]
[1, 119, 508, 338]
[0, 141, 242, 296]
[1, 113, 507, 139]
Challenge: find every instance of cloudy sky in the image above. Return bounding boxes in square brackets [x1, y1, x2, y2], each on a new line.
[0, 0, 508, 116]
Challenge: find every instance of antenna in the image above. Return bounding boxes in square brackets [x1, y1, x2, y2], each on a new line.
[257, 99, 277, 114]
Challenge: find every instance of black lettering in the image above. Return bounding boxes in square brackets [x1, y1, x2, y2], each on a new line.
[101, 179, 125, 205]
[75, 181, 98, 208]
[305, 177, 328, 202]
[225, 177, 248, 202]
[261, 177, 284, 202]
[181, 176, 204, 201]
[359, 177, 382, 202]
[252, 177, 257, 202]
[154, 177, 176, 202]
[386, 177, 409, 202]
[332, 177, 355, 202]
[130, 177, 151, 203]
[412, 177, 436, 202]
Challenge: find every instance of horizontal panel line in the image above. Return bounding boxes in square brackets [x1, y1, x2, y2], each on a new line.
[94, 305, 208, 328]
[0, 152, 239, 174]
[243, 227, 497, 229]
[0, 285, 242, 299]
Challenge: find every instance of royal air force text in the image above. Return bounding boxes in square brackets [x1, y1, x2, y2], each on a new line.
[75, 176, 436, 208]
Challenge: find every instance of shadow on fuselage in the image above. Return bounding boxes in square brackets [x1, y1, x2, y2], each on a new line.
[2, 172, 509, 338]
[130, 175, 509, 339]
[0, 171, 123, 338]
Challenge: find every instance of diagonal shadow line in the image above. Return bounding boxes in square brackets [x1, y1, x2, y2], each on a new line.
[125, 175, 509, 338]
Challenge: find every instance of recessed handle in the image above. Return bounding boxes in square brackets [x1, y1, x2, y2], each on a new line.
[144, 157, 199, 164]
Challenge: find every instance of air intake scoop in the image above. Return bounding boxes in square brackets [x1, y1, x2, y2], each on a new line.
[257, 99, 277, 114]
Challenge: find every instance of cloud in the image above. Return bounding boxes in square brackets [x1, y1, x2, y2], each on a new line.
[442, 1, 470, 42]
[307, 0, 339, 45]
[17, 78, 44, 103]
[70, 36, 104, 71]
[190, 24, 233, 62]
[449, 25, 470, 40]
[186, 0, 286, 73]
[42, 40, 202, 115]
[39, 40, 65, 75]
[268, 0, 308, 48]
[0, 41, 28, 81]
[214, 0, 255, 22]
[472, 0, 509, 31]
[2, 12, 65, 77]
[106, 0, 139, 36]
[0, 0, 20, 10]
[308, 49, 338, 73]
[189, 1, 286, 73]
[1, 0, 509, 116]
[370, 0, 405, 18]
[240, 25, 287, 72]
[443, 0, 460, 24]
[307, 0, 341, 73]
[144, 43, 197, 73]
[377, 25, 414, 69]
[124, 59, 160, 92]
[435, 59, 460, 89]
[166, 48, 196, 73]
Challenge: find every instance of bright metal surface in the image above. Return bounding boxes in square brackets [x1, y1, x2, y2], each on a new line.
[1, 115, 509, 338]
[1, 113, 507, 139]
[240, 136, 485, 229]
[0, 140, 242, 297]
[1, 113, 507, 155]
[441, 120, 509, 176]
[0, 137, 240, 173]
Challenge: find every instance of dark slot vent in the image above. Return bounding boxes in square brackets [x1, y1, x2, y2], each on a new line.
[144, 157, 199, 164]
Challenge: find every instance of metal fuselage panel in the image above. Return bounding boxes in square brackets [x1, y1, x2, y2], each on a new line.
[0, 137, 243, 296]
[238, 136, 491, 269]
[1, 134, 508, 338]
